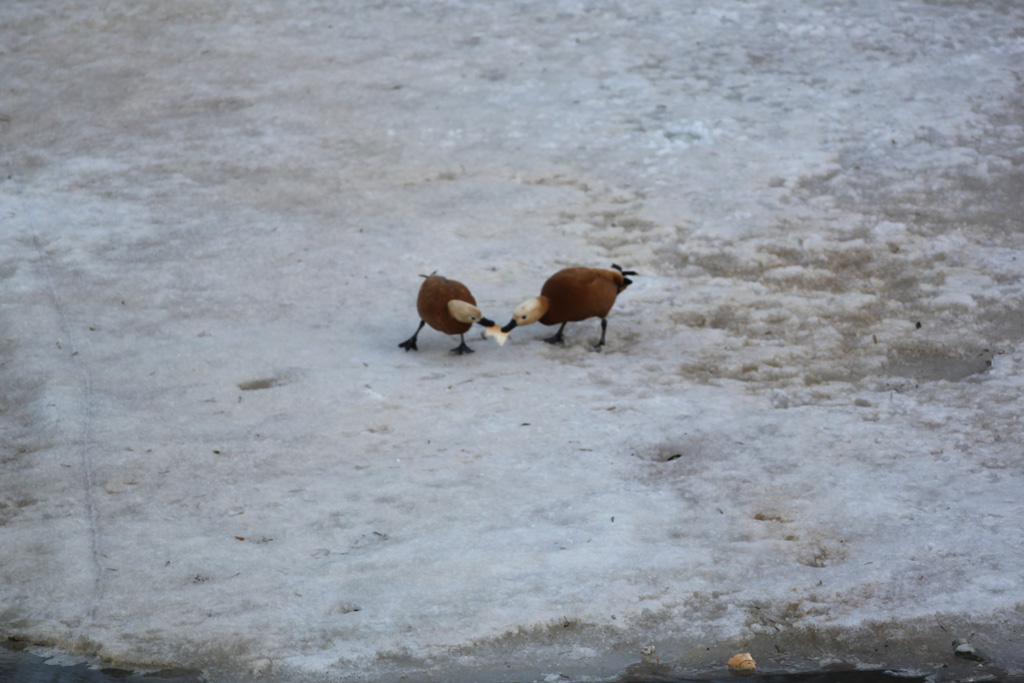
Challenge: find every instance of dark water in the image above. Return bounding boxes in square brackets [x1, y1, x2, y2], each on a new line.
[0, 649, 201, 683]
[622, 675, 923, 683]
[618, 670, 1024, 683]
[3, 648, 1022, 683]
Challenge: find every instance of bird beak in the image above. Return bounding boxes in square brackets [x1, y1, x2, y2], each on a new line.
[500, 319, 518, 334]
[477, 317, 496, 327]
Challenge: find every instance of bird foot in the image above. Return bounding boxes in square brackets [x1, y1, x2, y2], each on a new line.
[398, 338, 418, 352]
[543, 334, 565, 345]
[450, 342, 475, 355]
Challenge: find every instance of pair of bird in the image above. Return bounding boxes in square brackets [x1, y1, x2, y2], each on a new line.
[399, 265, 638, 354]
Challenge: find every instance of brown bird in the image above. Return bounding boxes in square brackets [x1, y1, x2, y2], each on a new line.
[500, 264, 637, 348]
[399, 272, 496, 355]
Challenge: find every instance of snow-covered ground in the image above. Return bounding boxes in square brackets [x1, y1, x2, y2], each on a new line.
[2, 1, 1023, 681]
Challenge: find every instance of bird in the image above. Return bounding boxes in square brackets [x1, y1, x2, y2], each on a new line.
[500, 264, 637, 348]
[399, 272, 496, 354]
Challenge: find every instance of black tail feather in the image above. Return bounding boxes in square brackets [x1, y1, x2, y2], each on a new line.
[611, 263, 637, 291]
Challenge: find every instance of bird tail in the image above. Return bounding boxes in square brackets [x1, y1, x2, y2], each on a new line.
[611, 263, 638, 291]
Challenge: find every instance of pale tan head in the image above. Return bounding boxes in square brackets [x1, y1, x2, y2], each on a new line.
[501, 296, 550, 332]
[447, 299, 494, 326]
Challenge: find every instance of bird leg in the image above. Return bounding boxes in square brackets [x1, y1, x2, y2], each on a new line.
[450, 334, 475, 355]
[398, 320, 426, 351]
[544, 322, 567, 345]
[593, 318, 608, 349]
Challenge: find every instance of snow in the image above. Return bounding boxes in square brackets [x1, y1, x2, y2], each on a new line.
[2, 0, 1023, 681]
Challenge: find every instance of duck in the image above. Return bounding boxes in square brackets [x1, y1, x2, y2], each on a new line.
[399, 272, 496, 355]
[500, 264, 637, 348]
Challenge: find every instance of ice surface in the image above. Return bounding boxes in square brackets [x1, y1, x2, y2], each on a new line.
[2, 1, 1023, 682]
